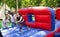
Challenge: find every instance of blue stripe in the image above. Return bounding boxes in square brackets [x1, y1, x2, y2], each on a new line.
[48, 8, 55, 31]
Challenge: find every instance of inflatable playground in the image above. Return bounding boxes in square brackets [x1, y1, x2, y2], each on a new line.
[0, 7, 60, 37]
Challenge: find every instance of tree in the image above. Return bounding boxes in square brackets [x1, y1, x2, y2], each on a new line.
[0, 0, 59, 9]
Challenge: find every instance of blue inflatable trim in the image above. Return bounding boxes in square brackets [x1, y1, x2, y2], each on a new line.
[48, 8, 55, 31]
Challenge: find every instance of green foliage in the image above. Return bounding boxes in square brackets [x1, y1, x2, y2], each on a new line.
[0, 20, 12, 28]
[0, 0, 59, 9]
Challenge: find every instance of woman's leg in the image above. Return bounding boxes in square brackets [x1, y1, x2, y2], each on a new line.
[2, 23, 7, 28]
[0, 30, 3, 37]
[23, 21, 30, 30]
[12, 22, 16, 27]
[20, 23, 23, 33]
[18, 22, 23, 34]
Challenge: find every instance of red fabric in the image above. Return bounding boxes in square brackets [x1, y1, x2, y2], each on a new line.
[35, 15, 51, 23]
[45, 28, 60, 37]
[55, 27, 60, 32]
[26, 21, 36, 28]
[56, 8, 60, 20]
[26, 21, 51, 30]
[33, 9, 51, 15]
[22, 15, 28, 21]
[35, 22, 51, 30]
[45, 32, 54, 37]
[18, 9, 29, 15]
[18, 7, 52, 30]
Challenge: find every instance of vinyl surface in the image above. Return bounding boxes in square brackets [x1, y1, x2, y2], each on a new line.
[1, 20, 60, 37]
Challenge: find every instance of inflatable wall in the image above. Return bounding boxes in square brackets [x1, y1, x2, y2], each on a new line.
[56, 8, 60, 20]
[18, 7, 55, 31]
[45, 27, 60, 37]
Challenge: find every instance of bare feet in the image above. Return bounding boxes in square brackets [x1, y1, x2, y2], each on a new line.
[27, 26, 30, 30]
[20, 29, 23, 34]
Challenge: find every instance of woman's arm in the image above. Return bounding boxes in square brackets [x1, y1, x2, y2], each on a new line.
[18, 16, 22, 22]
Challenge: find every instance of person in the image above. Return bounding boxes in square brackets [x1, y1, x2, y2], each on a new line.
[16, 13, 23, 33]
[8, 11, 16, 27]
[16, 13, 30, 34]
[0, 30, 3, 37]
[2, 14, 9, 28]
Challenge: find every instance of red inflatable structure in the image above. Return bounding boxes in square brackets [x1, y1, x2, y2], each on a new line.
[45, 27, 60, 37]
[18, 7, 55, 31]
[56, 8, 60, 20]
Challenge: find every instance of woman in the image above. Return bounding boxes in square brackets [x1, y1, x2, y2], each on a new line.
[2, 14, 9, 28]
[16, 13, 23, 33]
[8, 11, 16, 27]
[16, 13, 30, 34]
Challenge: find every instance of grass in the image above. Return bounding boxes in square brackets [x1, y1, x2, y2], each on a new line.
[0, 20, 2, 28]
[0, 20, 12, 29]
[0, 16, 35, 29]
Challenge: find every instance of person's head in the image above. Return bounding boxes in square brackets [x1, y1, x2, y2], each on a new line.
[16, 13, 21, 17]
[8, 10, 11, 14]
[12, 10, 16, 14]
[8, 10, 14, 16]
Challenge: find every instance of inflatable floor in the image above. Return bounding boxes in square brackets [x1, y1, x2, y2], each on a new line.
[1, 20, 60, 37]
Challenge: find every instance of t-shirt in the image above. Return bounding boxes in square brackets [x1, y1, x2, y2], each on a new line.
[17, 16, 24, 22]
[9, 14, 16, 22]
